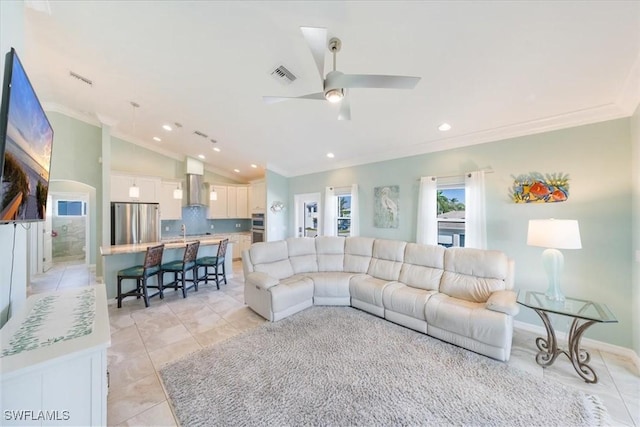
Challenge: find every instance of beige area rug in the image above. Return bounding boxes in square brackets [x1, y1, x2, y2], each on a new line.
[160, 306, 609, 426]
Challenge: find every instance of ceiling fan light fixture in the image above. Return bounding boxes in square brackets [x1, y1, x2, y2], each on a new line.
[325, 88, 344, 103]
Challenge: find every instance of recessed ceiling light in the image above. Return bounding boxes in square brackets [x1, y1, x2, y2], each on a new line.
[438, 123, 452, 132]
[162, 124, 172, 131]
[198, 154, 205, 159]
[152, 136, 161, 142]
[233, 169, 240, 173]
[251, 164, 257, 169]
[327, 152, 335, 158]
[213, 147, 221, 152]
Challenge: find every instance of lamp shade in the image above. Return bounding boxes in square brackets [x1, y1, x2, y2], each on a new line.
[527, 219, 582, 249]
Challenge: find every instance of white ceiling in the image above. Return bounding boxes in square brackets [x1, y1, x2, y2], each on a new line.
[22, 1, 640, 182]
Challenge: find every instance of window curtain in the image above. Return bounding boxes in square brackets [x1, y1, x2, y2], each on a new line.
[416, 176, 437, 245]
[465, 170, 487, 249]
[350, 184, 360, 236]
[323, 186, 337, 236]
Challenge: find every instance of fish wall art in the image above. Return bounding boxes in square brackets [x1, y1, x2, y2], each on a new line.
[510, 172, 570, 203]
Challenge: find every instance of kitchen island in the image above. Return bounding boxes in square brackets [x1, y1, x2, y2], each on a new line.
[100, 236, 233, 300]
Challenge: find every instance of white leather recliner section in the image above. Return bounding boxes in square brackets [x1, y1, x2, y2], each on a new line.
[242, 237, 519, 361]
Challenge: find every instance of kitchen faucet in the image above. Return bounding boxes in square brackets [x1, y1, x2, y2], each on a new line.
[181, 224, 186, 241]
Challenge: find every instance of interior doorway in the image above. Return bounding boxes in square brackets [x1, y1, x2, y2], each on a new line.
[294, 193, 321, 238]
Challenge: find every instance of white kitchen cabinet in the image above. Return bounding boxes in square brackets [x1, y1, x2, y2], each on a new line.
[207, 185, 249, 219]
[110, 173, 161, 203]
[159, 181, 183, 220]
[208, 185, 228, 219]
[240, 234, 252, 252]
[227, 186, 238, 218]
[0, 285, 110, 427]
[236, 186, 249, 218]
[250, 180, 266, 213]
[229, 234, 241, 259]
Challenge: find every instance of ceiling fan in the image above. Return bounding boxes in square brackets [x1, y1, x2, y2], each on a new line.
[263, 27, 421, 121]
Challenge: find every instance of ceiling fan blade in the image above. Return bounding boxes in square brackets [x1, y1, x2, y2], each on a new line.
[338, 90, 351, 121]
[336, 74, 421, 90]
[300, 26, 327, 82]
[263, 92, 325, 104]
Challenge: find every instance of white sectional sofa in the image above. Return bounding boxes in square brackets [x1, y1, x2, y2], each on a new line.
[242, 236, 519, 361]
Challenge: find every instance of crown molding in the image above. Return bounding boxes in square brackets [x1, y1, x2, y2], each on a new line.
[616, 53, 640, 116]
[284, 102, 631, 178]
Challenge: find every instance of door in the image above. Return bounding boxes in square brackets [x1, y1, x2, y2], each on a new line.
[294, 193, 321, 238]
[43, 194, 53, 271]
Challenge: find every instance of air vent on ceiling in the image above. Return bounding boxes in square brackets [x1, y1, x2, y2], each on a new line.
[69, 71, 93, 87]
[194, 130, 208, 138]
[270, 65, 297, 85]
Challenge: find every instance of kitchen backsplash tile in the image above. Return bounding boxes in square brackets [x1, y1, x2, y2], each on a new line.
[161, 206, 251, 237]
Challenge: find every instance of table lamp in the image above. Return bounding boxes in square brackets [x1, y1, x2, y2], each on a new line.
[527, 219, 582, 301]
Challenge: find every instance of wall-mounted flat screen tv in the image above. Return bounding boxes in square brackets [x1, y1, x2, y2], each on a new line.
[0, 48, 54, 223]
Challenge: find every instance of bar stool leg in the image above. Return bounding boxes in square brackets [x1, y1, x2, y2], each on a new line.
[117, 277, 123, 308]
[141, 277, 150, 308]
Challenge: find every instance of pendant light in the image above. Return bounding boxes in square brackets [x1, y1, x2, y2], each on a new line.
[210, 188, 218, 201]
[128, 102, 141, 199]
[129, 180, 140, 198]
[173, 182, 183, 199]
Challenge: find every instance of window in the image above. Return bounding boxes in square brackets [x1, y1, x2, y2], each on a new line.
[417, 172, 485, 249]
[437, 187, 465, 247]
[323, 184, 359, 237]
[337, 194, 351, 237]
[57, 200, 86, 216]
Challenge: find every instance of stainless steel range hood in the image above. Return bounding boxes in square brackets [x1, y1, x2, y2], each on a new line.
[185, 173, 208, 206]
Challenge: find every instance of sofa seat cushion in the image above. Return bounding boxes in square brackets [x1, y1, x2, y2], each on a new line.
[382, 282, 437, 321]
[425, 293, 511, 348]
[440, 248, 509, 303]
[286, 237, 318, 274]
[270, 275, 314, 313]
[250, 241, 294, 280]
[349, 275, 394, 308]
[367, 239, 407, 281]
[306, 272, 361, 298]
[399, 243, 445, 291]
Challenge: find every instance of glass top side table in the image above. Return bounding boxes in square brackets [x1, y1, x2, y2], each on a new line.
[516, 291, 617, 383]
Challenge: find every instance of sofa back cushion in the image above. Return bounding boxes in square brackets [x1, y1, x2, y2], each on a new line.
[315, 236, 346, 272]
[367, 239, 406, 281]
[344, 237, 375, 273]
[249, 241, 294, 280]
[286, 237, 318, 274]
[399, 243, 445, 290]
[440, 247, 509, 303]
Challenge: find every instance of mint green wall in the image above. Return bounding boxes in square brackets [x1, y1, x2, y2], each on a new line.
[288, 118, 633, 348]
[266, 170, 290, 241]
[111, 137, 183, 179]
[48, 113, 103, 272]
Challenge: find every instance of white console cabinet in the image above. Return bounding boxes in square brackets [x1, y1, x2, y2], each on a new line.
[0, 285, 110, 426]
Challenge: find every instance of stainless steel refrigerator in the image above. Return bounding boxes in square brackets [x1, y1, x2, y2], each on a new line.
[111, 202, 160, 245]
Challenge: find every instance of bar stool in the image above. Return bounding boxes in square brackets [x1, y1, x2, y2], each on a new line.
[196, 238, 228, 289]
[117, 243, 165, 308]
[161, 240, 200, 298]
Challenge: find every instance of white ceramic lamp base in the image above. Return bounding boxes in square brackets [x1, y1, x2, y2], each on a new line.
[542, 248, 565, 301]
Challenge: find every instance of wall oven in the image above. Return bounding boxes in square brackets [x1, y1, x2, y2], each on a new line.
[251, 213, 265, 243]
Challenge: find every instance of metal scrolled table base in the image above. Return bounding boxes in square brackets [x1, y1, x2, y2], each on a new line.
[532, 308, 598, 383]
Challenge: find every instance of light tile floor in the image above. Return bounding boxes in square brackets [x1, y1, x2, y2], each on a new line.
[30, 262, 639, 426]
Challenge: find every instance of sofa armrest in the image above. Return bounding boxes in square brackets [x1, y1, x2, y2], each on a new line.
[246, 271, 280, 290]
[486, 290, 519, 316]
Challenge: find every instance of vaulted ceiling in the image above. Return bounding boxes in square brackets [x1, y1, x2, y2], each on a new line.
[23, 1, 640, 181]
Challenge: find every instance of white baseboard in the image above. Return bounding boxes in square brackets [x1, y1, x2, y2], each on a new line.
[514, 320, 640, 374]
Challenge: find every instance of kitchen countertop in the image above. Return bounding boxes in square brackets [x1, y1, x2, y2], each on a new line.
[100, 237, 225, 256]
